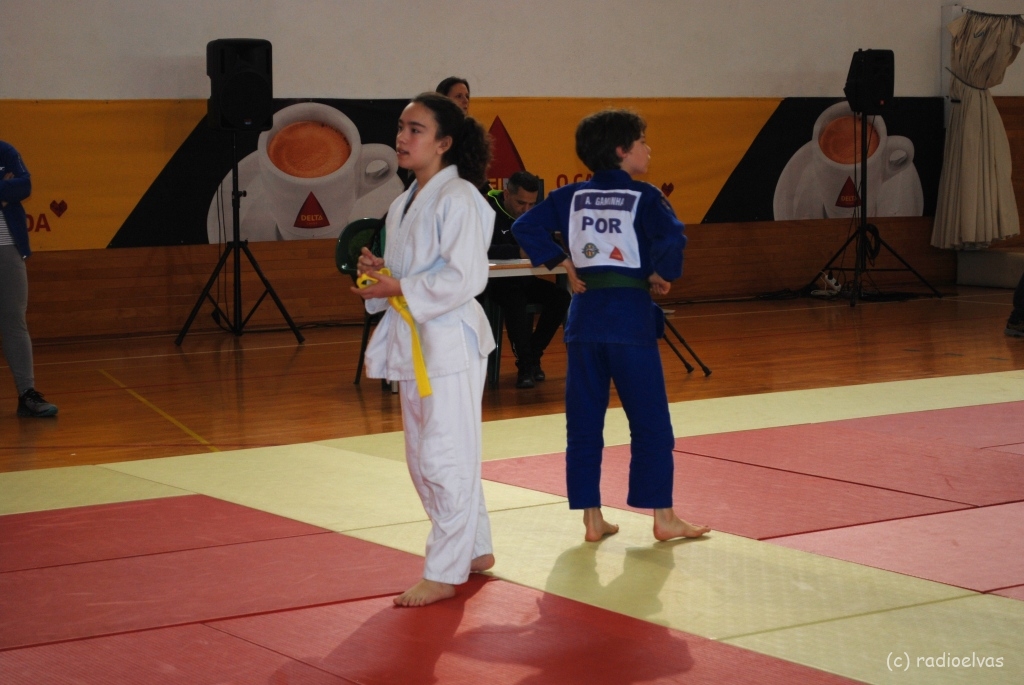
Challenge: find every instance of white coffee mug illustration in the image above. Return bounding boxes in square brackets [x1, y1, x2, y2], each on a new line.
[810, 101, 914, 219]
[257, 102, 397, 239]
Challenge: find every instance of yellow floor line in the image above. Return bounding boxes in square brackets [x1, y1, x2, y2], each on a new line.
[99, 369, 219, 452]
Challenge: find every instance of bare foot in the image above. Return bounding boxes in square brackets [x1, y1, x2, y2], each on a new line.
[471, 553, 495, 573]
[653, 508, 710, 541]
[583, 507, 620, 542]
[393, 579, 456, 607]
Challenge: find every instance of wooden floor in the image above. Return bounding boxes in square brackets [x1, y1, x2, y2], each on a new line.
[1, 285, 1021, 473]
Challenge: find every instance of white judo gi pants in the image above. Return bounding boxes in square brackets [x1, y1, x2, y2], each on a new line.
[399, 355, 492, 585]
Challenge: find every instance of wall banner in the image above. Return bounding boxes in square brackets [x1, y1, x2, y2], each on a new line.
[110, 98, 409, 248]
[703, 97, 944, 223]
[0, 96, 944, 251]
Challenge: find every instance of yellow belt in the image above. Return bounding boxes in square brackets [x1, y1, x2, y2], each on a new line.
[356, 268, 432, 398]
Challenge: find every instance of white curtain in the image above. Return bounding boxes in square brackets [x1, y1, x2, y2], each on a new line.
[932, 10, 1024, 249]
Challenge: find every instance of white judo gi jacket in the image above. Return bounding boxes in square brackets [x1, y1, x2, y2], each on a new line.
[363, 165, 497, 381]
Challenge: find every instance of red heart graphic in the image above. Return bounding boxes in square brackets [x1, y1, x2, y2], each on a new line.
[50, 200, 68, 217]
[661, 182, 675, 196]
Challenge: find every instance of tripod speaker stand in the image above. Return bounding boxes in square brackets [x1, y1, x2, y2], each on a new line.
[176, 38, 304, 345]
[807, 49, 941, 307]
[659, 307, 711, 376]
[175, 132, 305, 345]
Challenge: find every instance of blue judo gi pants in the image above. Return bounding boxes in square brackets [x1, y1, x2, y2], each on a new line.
[564, 340, 675, 510]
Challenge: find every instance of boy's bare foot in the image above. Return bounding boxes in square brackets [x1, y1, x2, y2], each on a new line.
[393, 579, 456, 607]
[471, 553, 495, 573]
[583, 507, 620, 542]
[653, 508, 710, 541]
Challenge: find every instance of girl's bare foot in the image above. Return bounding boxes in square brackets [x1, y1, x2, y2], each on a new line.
[653, 508, 710, 541]
[471, 554, 495, 573]
[583, 507, 620, 541]
[393, 579, 456, 607]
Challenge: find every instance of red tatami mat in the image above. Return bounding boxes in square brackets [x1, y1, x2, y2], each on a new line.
[993, 585, 1024, 601]
[835, 401, 1024, 449]
[770, 502, 1024, 592]
[675, 424, 1024, 505]
[0, 624, 348, 684]
[990, 442, 1024, 456]
[212, 575, 860, 685]
[482, 446, 966, 539]
[0, 532, 423, 650]
[0, 495, 326, 572]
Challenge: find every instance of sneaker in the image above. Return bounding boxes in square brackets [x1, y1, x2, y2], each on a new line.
[17, 388, 58, 418]
[1007, 319, 1024, 338]
[515, 368, 535, 389]
[533, 364, 546, 382]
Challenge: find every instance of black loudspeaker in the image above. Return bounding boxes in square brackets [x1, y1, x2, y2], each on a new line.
[206, 39, 273, 131]
[844, 49, 894, 115]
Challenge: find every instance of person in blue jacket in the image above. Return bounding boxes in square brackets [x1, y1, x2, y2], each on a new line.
[512, 110, 708, 542]
[0, 140, 57, 417]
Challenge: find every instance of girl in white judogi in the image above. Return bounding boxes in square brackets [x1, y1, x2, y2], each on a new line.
[352, 92, 496, 607]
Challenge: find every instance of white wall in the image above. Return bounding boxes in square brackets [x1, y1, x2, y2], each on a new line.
[3, 0, 1024, 100]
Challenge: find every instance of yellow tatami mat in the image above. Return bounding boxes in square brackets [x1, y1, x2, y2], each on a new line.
[667, 370, 1024, 439]
[0, 465, 190, 515]
[317, 412, 572, 463]
[322, 370, 1024, 462]
[104, 443, 564, 531]
[348, 504, 973, 639]
[726, 593, 1024, 684]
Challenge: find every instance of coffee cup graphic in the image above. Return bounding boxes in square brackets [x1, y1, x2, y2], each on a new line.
[810, 101, 914, 219]
[257, 102, 397, 239]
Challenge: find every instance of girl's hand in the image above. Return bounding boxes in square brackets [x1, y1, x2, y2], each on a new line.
[351, 269, 402, 300]
[356, 246, 385, 276]
[562, 258, 586, 294]
[648, 273, 671, 296]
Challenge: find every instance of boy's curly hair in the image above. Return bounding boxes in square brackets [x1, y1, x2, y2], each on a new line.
[575, 109, 646, 172]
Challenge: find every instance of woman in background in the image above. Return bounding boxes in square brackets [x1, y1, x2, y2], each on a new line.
[436, 76, 470, 114]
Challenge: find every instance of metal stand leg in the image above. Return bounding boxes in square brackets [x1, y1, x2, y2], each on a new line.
[661, 312, 711, 376]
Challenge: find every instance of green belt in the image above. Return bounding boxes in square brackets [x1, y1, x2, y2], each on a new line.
[582, 271, 649, 290]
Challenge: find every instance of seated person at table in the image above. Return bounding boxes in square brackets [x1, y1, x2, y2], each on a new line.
[485, 171, 570, 389]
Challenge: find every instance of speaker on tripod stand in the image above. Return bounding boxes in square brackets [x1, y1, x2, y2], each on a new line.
[176, 38, 304, 345]
[844, 48, 894, 117]
[806, 49, 941, 307]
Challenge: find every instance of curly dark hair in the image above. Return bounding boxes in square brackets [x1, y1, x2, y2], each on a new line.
[411, 92, 492, 187]
[575, 109, 646, 172]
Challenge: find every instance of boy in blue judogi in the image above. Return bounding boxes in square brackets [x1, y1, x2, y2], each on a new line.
[512, 110, 710, 542]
